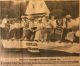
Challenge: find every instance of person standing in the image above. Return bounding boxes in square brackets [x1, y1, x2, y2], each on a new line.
[49, 16, 57, 41]
[65, 15, 75, 43]
[20, 18, 27, 40]
[73, 17, 80, 43]
[9, 20, 16, 40]
[60, 17, 67, 42]
[34, 18, 45, 42]
[0, 17, 8, 39]
[27, 18, 37, 41]
[15, 19, 23, 40]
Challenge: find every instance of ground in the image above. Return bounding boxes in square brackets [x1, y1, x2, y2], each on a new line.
[0, 40, 80, 66]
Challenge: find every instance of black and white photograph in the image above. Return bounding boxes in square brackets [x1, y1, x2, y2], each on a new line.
[0, 0, 80, 66]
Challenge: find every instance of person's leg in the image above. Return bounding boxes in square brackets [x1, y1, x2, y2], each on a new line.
[15, 29, 19, 39]
[20, 28, 23, 39]
[2, 28, 6, 39]
[62, 28, 68, 42]
[10, 28, 16, 40]
[9, 29, 14, 39]
[27, 30, 32, 41]
[47, 28, 51, 42]
[6, 28, 9, 39]
[25, 29, 28, 40]
[73, 34, 79, 43]
[31, 31, 36, 41]
[49, 28, 54, 42]
[2, 28, 4, 39]
[0, 28, 2, 39]
[50, 29, 55, 42]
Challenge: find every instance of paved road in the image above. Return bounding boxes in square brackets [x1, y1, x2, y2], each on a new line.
[0, 41, 80, 66]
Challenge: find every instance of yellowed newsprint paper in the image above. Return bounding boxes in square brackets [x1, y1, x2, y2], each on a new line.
[0, 0, 80, 66]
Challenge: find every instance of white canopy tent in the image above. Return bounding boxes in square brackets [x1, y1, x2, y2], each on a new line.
[25, 0, 50, 17]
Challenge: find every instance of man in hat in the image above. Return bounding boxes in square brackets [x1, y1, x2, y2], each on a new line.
[65, 14, 76, 43]
[27, 18, 37, 41]
[49, 16, 57, 41]
[20, 17, 29, 40]
[73, 17, 80, 43]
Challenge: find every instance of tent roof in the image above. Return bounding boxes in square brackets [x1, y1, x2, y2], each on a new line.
[25, 0, 50, 16]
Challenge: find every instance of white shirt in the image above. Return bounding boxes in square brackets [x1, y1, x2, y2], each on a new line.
[37, 22, 44, 30]
[29, 21, 34, 29]
[29, 20, 38, 28]
[21, 19, 26, 28]
[67, 19, 75, 29]
[44, 21, 51, 28]
[14, 22, 21, 29]
[10, 24, 15, 30]
[2, 18, 7, 24]
[49, 20, 57, 28]
[0, 18, 7, 28]
[75, 17, 80, 26]
[0, 23, 5, 28]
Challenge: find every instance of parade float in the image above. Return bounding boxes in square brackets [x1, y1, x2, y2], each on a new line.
[1, 0, 80, 53]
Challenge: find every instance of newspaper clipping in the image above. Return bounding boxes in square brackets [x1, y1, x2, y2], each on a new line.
[0, 0, 80, 66]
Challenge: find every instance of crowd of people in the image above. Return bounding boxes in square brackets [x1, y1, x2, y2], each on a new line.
[0, 15, 80, 43]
